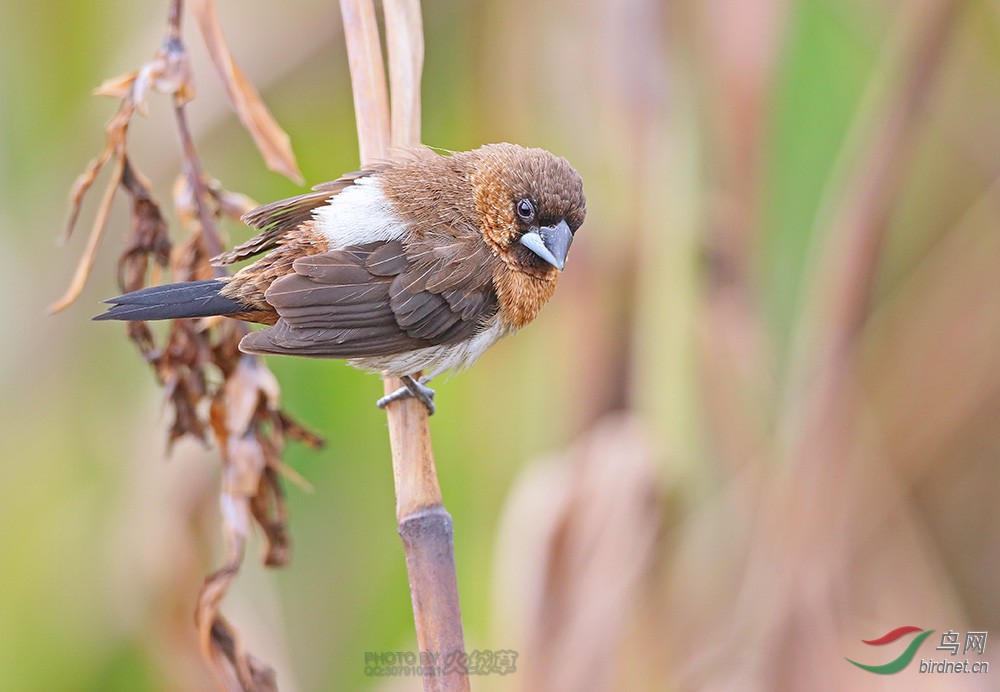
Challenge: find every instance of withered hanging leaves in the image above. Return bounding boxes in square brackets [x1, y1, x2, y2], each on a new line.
[274, 409, 325, 450]
[160, 321, 213, 449]
[250, 466, 291, 567]
[126, 322, 159, 363]
[93, 33, 194, 113]
[142, 310, 322, 691]
[215, 187, 258, 225]
[60, 103, 130, 246]
[198, 565, 279, 692]
[50, 152, 126, 314]
[172, 173, 258, 272]
[189, 0, 303, 184]
[119, 158, 171, 293]
[171, 231, 216, 284]
[62, 4, 322, 688]
[53, 35, 195, 313]
[208, 353, 299, 566]
[196, 350, 322, 687]
[114, 158, 172, 362]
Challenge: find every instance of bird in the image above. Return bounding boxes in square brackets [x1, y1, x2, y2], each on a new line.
[95, 143, 586, 414]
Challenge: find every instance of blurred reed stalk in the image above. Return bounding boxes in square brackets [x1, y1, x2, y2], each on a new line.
[339, 2, 470, 690]
[721, 0, 967, 685]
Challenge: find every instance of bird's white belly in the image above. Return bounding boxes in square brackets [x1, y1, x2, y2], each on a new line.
[349, 314, 509, 380]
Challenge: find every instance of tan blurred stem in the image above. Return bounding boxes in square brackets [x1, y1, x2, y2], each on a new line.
[783, 0, 963, 419]
[339, 2, 469, 690]
[772, 0, 964, 562]
[720, 5, 966, 685]
[695, 0, 787, 472]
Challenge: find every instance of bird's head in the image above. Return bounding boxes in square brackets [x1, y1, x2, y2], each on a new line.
[469, 143, 586, 277]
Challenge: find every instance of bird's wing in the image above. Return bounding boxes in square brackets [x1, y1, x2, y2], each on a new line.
[238, 235, 499, 358]
[213, 170, 372, 266]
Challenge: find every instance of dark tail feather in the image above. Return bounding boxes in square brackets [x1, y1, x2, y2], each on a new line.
[93, 280, 248, 321]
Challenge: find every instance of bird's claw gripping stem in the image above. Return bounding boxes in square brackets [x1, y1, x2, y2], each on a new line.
[376, 375, 436, 415]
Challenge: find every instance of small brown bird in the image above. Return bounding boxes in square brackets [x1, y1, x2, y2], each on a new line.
[96, 143, 586, 413]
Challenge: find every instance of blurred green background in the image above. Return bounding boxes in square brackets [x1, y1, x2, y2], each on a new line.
[2, 0, 999, 689]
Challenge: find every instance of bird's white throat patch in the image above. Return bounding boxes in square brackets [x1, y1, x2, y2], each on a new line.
[313, 177, 407, 248]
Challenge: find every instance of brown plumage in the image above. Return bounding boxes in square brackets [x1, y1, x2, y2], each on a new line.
[96, 143, 586, 409]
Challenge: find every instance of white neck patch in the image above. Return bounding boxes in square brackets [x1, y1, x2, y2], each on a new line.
[313, 177, 408, 248]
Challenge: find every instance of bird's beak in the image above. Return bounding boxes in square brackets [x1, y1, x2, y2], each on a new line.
[519, 219, 573, 271]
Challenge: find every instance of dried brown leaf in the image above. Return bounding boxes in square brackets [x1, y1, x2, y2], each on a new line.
[224, 433, 267, 499]
[223, 369, 265, 437]
[54, 36, 195, 313]
[155, 320, 214, 448]
[126, 321, 159, 362]
[269, 458, 314, 493]
[54, 75, 150, 311]
[215, 187, 258, 224]
[209, 322, 243, 378]
[118, 158, 171, 293]
[172, 175, 226, 282]
[221, 357, 280, 434]
[250, 466, 291, 567]
[165, 371, 209, 449]
[274, 409, 324, 450]
[197, 338, 300, 684]
[197, 563, 278, 692]
[50, 153, 126, 313]
[189, 0, 303, 183]
[93, 70, 140, 100]
[173, 173, 198, 232]
[171, 234, 214, 283]
[60, 100, 133, 239]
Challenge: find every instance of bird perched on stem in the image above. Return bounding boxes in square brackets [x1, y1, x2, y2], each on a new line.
[96, 143, 586, 413]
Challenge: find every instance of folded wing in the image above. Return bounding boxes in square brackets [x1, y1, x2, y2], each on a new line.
[239, 235, 498, 358]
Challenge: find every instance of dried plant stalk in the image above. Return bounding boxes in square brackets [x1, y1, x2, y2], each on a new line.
[339, 1, 469, 690]
[384, 0, 423, 147]
[339, 0, 391, 166]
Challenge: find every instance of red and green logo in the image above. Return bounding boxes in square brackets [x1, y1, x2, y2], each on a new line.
[847, 626, 935, 674]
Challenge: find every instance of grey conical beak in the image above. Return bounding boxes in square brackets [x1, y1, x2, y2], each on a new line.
[519, 219, 573, 270]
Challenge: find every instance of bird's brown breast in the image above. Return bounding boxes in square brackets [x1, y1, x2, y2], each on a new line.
[492, 267, 558, 330]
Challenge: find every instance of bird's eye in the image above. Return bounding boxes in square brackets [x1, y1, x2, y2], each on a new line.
[516, 198, 535, 222]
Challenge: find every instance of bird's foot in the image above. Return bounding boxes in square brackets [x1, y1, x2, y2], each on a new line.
[376, 375, 436, 415]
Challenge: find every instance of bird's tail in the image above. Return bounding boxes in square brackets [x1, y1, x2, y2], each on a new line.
[93, 279, 248, 321]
